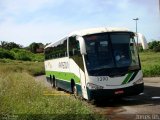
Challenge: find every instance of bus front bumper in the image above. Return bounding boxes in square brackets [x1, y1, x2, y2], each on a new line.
[87, 83, 144, 100]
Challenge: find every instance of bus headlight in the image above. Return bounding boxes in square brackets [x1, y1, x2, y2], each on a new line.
[133, 78, 143, 85]
[87, 83, 104, 89]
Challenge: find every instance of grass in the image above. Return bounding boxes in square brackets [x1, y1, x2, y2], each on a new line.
[0, 59, 45, 76]
[139, 51, 160, 77]
[0, 59, 105, 120]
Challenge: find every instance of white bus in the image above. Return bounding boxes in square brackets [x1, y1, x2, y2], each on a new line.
[44, 27, 144, 100]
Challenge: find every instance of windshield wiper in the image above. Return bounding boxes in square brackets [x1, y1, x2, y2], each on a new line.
[90, 68, 127, 77]
[92, 68, 108, 76]
[109, 72, 126, 77]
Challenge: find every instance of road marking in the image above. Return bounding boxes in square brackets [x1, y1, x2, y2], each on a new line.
[151, 96, 160, 99]
[43, 91, 70, 96]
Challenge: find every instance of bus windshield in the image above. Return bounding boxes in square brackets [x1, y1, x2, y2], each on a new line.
[83, 32, 140, 76]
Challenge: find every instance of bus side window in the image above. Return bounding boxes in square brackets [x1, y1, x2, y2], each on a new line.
[69, 36, 80, 56]
[45, 47, 53, 60]
[69, 36, 84, 71]
[51, 39, 67, 59]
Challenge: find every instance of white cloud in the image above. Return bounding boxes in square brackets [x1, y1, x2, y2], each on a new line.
[0, 16, 91, 46]
[1, 0, 59, 13]
[0, 0, 159, 46]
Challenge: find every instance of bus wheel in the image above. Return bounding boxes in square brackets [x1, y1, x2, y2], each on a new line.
[71, 79, 78, 96]
[52, 76, 55, 88]
[89, 99, 96, 105]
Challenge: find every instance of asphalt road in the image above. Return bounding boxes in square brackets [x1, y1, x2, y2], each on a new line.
[35, 76, 160, 120]
[89, 77, 160, 120]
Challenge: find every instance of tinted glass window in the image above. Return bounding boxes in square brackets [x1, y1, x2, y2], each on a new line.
[69, 36, 84, 71]
[69, 36, 80, 56]
[83, 32, 140, 76]
[84, 34, 114, 71]
[111, 33, 139, 67]
[45, 39, 67, 60]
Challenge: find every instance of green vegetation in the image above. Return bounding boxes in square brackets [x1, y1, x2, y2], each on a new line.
[0, 59, 45, 76]
[26, 42, 44, 53]
[0, 48, 44, 62]
[132, 40, 160, 77]
[0, 60, 104, 120]
[0, 41, 45, 62]
[148, 40, 160, 52]
[0, 41, 22, 50]
[140, 51, 160, 77]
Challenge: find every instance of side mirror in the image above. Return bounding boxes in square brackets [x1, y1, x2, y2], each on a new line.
[77, 36, 87, 55]
[137, 33, 148, 50]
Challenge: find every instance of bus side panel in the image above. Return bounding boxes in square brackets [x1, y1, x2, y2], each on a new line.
[45, 57, 83, 95]
[56, 79, 71, 92]
[45, 57, 70, 89]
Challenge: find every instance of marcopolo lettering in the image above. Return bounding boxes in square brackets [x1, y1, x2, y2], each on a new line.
[59, 62, 69, 69]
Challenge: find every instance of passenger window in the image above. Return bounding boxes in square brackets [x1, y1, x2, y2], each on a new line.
[45, 39, 67, 60]
[69, 36, 80, 56]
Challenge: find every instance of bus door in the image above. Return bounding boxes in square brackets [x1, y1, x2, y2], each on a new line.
[69, 36, 88, 99]
[79, 65, 88, 99]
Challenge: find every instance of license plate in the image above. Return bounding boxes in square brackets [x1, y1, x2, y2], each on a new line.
[115, 90, 124, 94]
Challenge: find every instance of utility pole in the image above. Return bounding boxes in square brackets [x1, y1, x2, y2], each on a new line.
[133, 18, 139, 45]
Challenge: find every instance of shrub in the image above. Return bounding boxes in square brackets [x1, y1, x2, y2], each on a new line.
[148, 40, 160, 52]
[15, 52, 31, 61]
[0, 48, 14, 59]
[10, 48, 44, 61]
[32, 53, 44, 62]
[153, 44, 160, 52]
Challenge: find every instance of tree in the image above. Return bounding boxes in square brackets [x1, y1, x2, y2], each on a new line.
[148, 40, 160, 52]
[0, 41, 7, 49]
[28, 42, 44, 53]
[0, 41, 22, 50]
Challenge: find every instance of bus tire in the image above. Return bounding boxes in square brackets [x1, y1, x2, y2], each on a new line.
[52, 76, 55, 88]
[71, 79, 78, 96]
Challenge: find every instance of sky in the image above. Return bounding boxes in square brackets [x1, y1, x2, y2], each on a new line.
[0, 0, 159, 47]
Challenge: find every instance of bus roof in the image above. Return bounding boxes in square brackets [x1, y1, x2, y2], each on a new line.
[45, 27, 132, 49]
[68, 27, 131, 36]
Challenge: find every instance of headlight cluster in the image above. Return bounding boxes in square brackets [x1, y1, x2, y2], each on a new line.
[87, 83, 104, 89]
[133, 78, 143, 85]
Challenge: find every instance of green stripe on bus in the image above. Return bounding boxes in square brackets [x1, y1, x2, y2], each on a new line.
[46, 71, 81, 84]
[122, 72, 134, 85]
